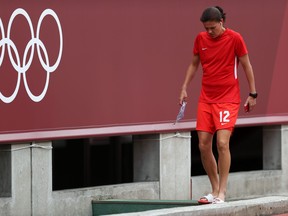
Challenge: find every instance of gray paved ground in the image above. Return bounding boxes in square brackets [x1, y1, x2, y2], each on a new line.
[109, 195, 288, 216]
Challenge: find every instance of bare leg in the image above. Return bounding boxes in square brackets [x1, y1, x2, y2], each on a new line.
[216, 129, 232, 201]
[197, 131, 219, 197]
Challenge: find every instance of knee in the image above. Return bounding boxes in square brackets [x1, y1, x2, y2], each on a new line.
[217, 139, 229, 153]
[199, 142, 212, 153]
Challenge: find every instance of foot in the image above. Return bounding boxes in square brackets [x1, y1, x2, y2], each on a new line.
[213, 197, 225, 204]
[198, 194, 215, 204]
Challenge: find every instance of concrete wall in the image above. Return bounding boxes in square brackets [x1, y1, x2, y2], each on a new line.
[0, 141, 159, 216]
[134, 132, 192, 200]
[0, 126, 287, 215]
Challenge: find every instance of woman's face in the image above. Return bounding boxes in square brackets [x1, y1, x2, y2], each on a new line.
[203, 20, 224, 38]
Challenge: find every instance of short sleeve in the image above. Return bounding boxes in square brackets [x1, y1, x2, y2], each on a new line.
[235, 33, 248, 57]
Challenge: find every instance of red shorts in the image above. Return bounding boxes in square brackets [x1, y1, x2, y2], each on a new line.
[196, 102, 240, 134]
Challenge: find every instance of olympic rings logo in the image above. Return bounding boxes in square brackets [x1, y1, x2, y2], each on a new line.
[0, 8, 63, 103]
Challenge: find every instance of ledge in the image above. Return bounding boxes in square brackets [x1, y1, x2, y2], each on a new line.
[0, 115, 288, 143]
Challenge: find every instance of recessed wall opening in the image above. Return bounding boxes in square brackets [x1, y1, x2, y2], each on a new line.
[52, 125, 281, 190]
[191, 126, 279, 176]
[52, 136, 133, 191]
[0, 144, 11, 197]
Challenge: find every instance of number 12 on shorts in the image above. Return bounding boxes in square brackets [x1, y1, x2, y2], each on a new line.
[219, 110, 230, 123]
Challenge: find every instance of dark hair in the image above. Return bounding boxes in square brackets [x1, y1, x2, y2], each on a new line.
[200, 6, 226, 22]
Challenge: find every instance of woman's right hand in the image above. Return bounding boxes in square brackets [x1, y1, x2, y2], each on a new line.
[179, 89, 188, 105]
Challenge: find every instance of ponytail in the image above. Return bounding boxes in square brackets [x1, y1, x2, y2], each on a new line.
[215, 6, 226, 22]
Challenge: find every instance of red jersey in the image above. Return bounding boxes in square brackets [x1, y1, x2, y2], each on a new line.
[193, 28, 248, 103]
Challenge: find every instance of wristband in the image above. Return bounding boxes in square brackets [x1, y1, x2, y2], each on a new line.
[249, 92, 258, 99]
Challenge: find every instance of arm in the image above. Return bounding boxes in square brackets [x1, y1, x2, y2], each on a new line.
[179, 54, 200, 105]
[239, 54, 257, 111]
